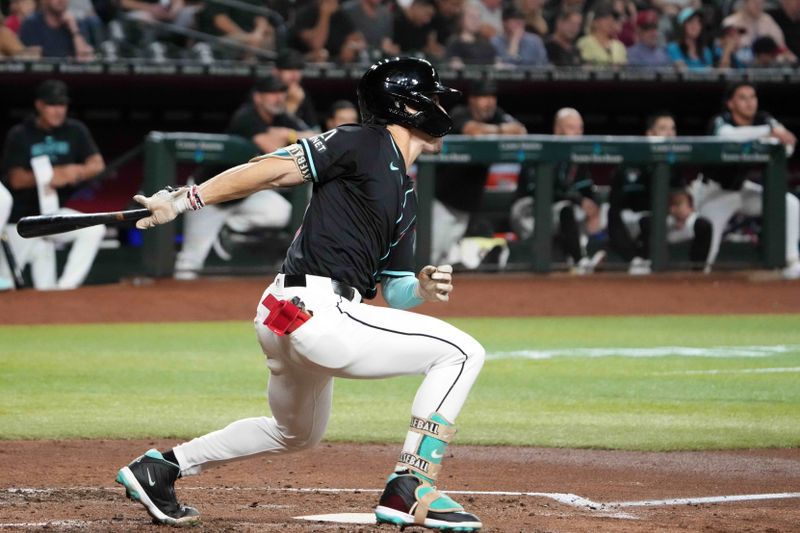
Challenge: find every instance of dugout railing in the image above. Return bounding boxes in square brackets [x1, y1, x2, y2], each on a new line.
[142, 132, 788, 276]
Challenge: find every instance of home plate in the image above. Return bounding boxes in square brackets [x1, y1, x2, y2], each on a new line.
[295, 512, 377, 524]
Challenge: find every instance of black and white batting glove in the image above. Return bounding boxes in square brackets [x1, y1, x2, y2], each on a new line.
[133, 185, 205, 230]
[415, 264, 454, 303]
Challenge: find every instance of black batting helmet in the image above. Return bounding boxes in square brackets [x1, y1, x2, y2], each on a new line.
[357, 57, 461, 137]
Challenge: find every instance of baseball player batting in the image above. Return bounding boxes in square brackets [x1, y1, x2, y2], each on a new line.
[116, 57, 485, 531]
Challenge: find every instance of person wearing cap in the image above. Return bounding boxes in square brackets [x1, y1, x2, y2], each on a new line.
[491, 5, 548, 65]
[722, 0, 795, 65]
[768, 0, 800, 58]
[626, 9, 671, 67]
[18, 0, 94, 60]
[715, 19, 747, 68]
[666, 7, 713, 70]
[432, 79, 526, 265]
[275, 50, 319, 131]
[174, 75, 315, 280]
[0, 79, 106, 290]
[576, 2, 627, 66]
[544, 8, 583, 66]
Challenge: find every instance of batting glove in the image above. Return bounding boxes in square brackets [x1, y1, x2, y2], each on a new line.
[415, 264, 453, 303]
[133, 185, 204, 230]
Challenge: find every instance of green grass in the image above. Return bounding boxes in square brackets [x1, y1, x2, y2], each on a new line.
[1, 315, 799, 450]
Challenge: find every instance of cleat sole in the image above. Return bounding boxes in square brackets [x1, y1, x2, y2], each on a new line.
[375, 506, 481, 532]
[116, 467, 200, 527]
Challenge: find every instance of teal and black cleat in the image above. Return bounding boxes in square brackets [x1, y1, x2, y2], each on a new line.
[116, 449, 200, 526]
[375, 471, 482, 531]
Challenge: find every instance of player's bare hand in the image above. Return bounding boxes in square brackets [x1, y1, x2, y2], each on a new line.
[133, 186, 197, 229]
[771, 126, 797, 147]
[416, 264, 453, 302]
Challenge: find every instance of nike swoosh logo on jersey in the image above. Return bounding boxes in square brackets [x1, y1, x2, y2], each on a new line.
[147, 468, 156, 486]
[431, 449, 444, 459]
[389, 162, 399, 171]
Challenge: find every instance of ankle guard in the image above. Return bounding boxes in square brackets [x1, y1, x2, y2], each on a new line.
[397, 412, 456, 485]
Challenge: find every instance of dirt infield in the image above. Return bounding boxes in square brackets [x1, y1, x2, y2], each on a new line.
[2, 273, 800, 532]
[1, 441, 798, 532]
[2, 271, 800, 324]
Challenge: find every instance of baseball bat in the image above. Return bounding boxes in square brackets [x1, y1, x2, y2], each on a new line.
[16, 208, 151, 238]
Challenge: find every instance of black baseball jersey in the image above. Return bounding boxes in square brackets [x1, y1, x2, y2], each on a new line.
[1, 115, 99, 222]
[281, 124, 416, 299]
[706, 110, 779, 191]
[610, 165, 687, 212]
[517, 163, 595, 204]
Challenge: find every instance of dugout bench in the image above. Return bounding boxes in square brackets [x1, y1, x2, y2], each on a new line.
[417, 135, 788, 273]
[141, 132, 788, 277]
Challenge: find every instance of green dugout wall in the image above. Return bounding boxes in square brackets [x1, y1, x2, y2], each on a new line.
[143, 132, 787, 276]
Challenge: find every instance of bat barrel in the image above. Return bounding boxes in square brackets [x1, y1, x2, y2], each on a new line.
[16, 209, 151, 238]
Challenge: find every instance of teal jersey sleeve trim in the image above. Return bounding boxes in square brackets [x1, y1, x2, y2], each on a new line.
[381, 270, 416, 278]
[382, 275, 424, 310]
[299, 138, 318, 181]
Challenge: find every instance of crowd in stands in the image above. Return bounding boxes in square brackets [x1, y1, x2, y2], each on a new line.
[1, 0, 799, 68]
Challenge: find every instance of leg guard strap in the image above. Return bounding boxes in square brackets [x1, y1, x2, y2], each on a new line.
[409, 414, 457, 442]
[397, 412, 456, 484]
[412, 485, 463, 525]
[398, 452, 442, 481]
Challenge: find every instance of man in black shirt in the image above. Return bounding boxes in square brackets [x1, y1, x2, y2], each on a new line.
[394, 0, 442, 57]
[19, 0, 94, 59]
[290, 0, 365, 63]
[433, 78, 526, 264]
[698, 82, 799, 278]
[1, 79, 106, 290]
[175, 75, 314, 280]
[544, 8, 583, 67]
[194, 0, 274, 57]
[117, 57, 484, 532]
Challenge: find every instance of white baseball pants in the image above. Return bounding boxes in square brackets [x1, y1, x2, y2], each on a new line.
[175, 190, 291, 273]
[692, 179, 800, 266]
[173, 274, 485, 476]
[0, 182, 10, 227]
[4, 207, 105, 290]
